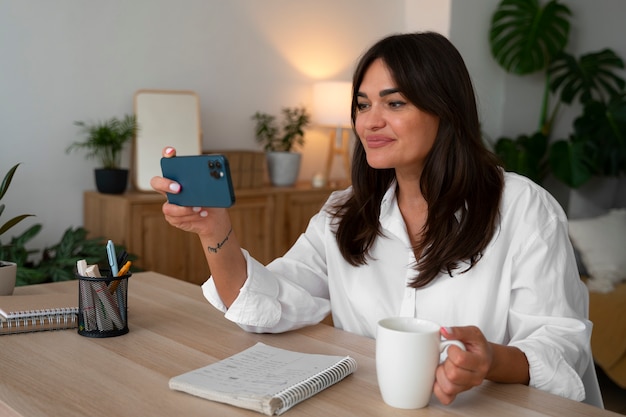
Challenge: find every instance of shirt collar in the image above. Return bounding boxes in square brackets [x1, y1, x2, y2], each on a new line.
[379, 180, 397, 217]
[379, 181, 411, 246]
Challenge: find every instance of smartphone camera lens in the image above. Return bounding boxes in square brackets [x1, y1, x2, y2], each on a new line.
[208, 161, 215, 169]
[215, 161, 222, 168]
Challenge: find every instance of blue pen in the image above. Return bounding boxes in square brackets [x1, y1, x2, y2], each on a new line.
[106, 239, 126, 325]
[106, 240, 119, 276]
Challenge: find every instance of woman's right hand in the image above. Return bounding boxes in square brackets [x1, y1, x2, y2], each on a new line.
[150, 146, 230, 237]
[151, 147, 246, 308]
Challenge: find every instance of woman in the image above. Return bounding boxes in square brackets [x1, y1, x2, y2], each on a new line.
[151, 32, 598, 405]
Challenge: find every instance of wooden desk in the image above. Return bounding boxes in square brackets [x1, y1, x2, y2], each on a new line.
[1, 272, 619, 417]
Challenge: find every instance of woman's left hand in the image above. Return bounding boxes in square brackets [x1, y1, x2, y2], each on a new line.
[433, 326, 493, 405]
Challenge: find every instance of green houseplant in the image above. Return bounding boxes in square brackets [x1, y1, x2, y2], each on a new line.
[0, 163, 34, 294]
[490, 0, 626, 188]
[0, 224, 120, 286]
[252, 106, 311, 152]
[252, 106, 311, 186]
[67, 114, 139, 194]
[1, 164, 34, 239]
[0, 164, 135, 287]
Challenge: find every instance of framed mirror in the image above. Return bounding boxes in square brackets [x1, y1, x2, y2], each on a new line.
[132, 89, 202, 191]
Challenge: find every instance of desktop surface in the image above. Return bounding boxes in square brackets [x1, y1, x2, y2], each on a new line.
[0, 272, 619, 417]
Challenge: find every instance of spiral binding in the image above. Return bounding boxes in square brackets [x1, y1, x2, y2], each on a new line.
[0, 307, 79, 334]
[273, 356, 358, 414]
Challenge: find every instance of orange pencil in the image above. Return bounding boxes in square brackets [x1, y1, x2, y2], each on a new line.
[117, 260, 132, 276]
[109, 261, 131, 294]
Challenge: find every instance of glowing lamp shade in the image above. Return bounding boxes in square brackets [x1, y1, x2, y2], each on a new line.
[312, 81, 353, 184]
[312, 81, 352, 128]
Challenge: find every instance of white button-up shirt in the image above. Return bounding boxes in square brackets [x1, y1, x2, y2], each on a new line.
[203, 172, 593, 401]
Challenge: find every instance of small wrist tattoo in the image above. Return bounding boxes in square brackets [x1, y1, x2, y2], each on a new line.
[207, 227, 233, 254]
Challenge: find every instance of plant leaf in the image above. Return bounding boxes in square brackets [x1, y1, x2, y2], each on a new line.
[67, 114, 138, 169]
[549, 49, 625, 104]
[571, 96, 626, 176]
[489, 0, 571, 75]
[0, 163, 20, 201]
[549, 139, 592, 187]
[494, 132, 548, 183]
[0, 214, 35, 236]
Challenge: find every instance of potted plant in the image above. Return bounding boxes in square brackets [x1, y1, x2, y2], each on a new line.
[252, 106, 310, 186]
[489, 0, 626, 186]
[0, 163, 34, 295]
[67, 114, 139, 194]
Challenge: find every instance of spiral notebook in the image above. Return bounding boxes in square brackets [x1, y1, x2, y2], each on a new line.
[0, 293, 78, 335]
[169, 342, 357, 415]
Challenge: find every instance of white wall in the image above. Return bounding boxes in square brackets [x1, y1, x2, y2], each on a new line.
[405, 0, 451, 34]
[0, 0, 404, 251]
[1, 0, 624, 254]
[448, 0, 504, 147]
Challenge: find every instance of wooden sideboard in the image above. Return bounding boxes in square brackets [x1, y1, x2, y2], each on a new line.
[83, 183, 342, 285]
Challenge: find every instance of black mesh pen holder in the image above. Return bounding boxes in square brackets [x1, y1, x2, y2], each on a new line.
[77, 270, 131, 338]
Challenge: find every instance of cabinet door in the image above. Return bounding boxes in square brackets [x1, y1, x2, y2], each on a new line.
[229, 194, 274, 265]
[277, 190, 332, 256]
[130, 203, 210, 285]
[84, 192, 131, 246]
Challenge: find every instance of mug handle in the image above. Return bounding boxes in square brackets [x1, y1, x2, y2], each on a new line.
[439, 340, 466, 363]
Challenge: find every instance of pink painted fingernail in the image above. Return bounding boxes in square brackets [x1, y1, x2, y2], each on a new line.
[441, 327, 453, 336]
[165, 147, 174, 155]
[169, 183, 180, 192]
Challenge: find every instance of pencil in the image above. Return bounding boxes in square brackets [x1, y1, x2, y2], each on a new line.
[109, 261, 131, 294]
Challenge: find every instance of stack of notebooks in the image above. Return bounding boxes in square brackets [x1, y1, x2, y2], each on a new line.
[0, 293, 78, 335]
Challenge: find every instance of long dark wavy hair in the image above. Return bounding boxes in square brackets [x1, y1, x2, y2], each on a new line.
[332, 32, 504, 288]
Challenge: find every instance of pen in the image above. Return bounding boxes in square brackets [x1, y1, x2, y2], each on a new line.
[109, 261, 131, 294]
[106, 240, 119, 276]
[117, 260, 132, 277]
[117, 250, 128, 268]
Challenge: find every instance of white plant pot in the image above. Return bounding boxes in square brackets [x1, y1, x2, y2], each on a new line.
[568, 176, 620, 219]
[0, 261, 17, 295]
[266, 151, 301, 187]
[615, 176, 626, 208]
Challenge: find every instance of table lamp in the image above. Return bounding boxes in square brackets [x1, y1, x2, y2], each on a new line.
[312, 81, 352, 185]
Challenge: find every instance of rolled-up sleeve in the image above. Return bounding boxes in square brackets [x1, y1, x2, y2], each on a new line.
[507, 211, 591, 401]
[203, 250, 282, 327]
[510, 314, 591, 401]
[202, 212, 332, 333]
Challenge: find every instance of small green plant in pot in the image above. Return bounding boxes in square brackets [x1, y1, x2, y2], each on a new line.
[67, 114, 139, 194]
[0, 163, 34, 294]
[252, 106, 311, 186]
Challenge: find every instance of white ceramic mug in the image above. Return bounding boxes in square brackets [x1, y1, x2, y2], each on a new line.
[376, 317, 466, 409]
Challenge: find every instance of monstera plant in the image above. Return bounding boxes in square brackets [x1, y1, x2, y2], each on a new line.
[490, 0, 626, 188]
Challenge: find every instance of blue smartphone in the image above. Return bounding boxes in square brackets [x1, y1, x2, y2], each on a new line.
[160, 154, 236, 208]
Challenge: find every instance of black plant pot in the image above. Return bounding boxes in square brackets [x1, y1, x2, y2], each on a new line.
[95, 168, 128, 194]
